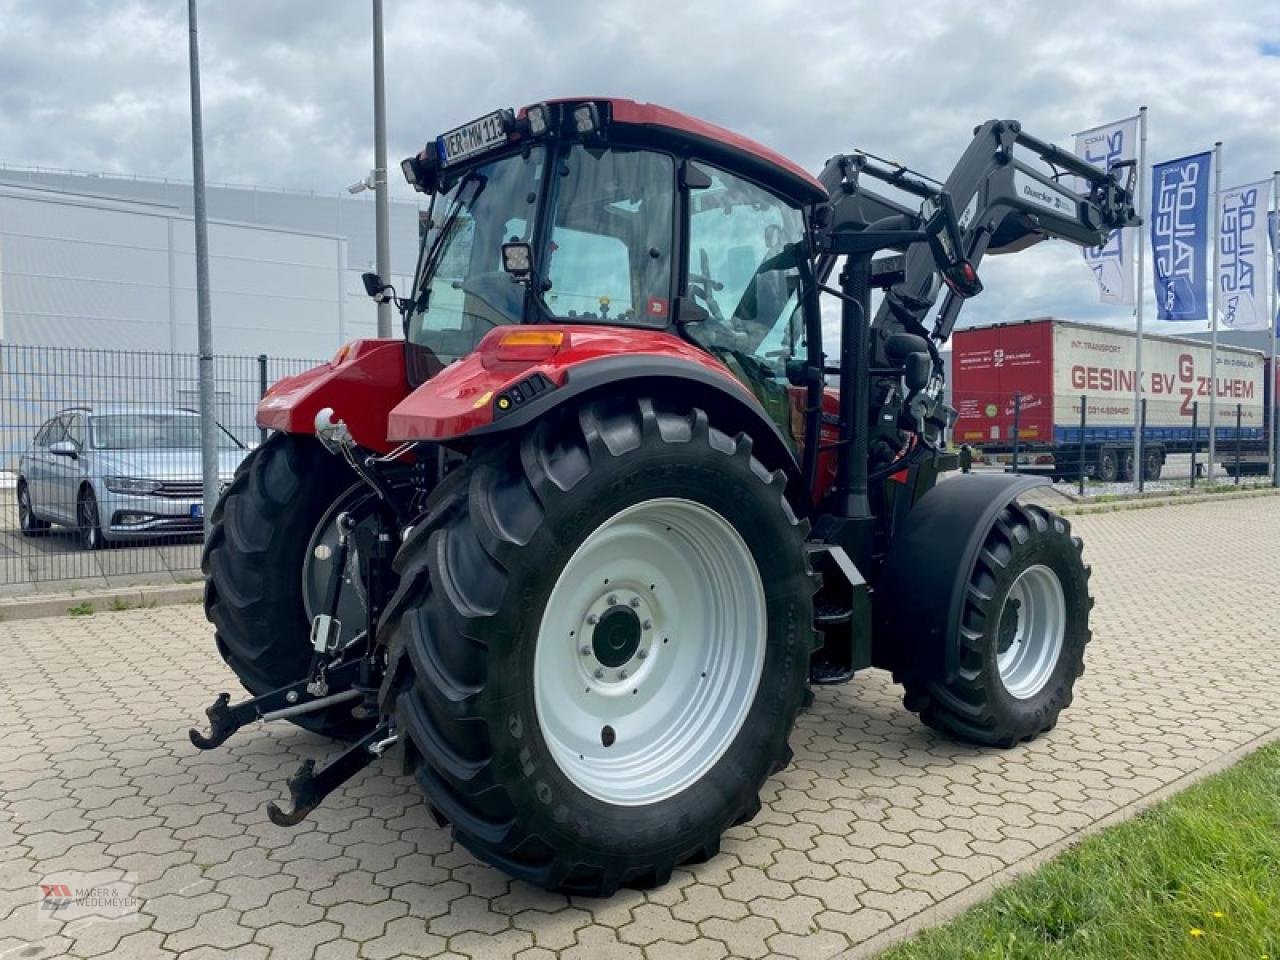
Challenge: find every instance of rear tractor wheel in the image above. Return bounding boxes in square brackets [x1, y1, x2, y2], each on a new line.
[380, 397, 817, 895]
[202, 433, 372, 739]
[901, 502, 1092, 747]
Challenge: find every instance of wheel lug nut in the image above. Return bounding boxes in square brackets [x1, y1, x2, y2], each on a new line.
[618, 669, 628, 680]
[579, 645, 591, 656]
[629, 597, 640, 608]
[642, 620, 652, 630]
[607, 594, 618, 606]
[593, 668, 605, 679]
[637, 649, 648, 660]
[587, 614, 599, 625]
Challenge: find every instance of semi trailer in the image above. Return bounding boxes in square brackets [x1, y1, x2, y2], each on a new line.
[951, 317, 1276, 481]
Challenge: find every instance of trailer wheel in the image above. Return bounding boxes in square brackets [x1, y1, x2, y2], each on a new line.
[1094, 447, 1118, 483]
[900, 502, 1092, 747]
[202, 433, 369, 739]
[1142, 447, 1163, 481]
[379, 397, 816, 895]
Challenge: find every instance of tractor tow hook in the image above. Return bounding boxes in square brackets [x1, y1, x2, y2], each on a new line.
[188, 659, 364, 750]
[265, 720, 394, 827]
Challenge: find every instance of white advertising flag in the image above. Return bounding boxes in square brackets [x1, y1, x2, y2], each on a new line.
[1217, 179, 1273, 330]
[1074, 116, 1140, 306]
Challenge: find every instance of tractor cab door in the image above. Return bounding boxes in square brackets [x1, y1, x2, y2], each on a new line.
[683, 164, 809, 445]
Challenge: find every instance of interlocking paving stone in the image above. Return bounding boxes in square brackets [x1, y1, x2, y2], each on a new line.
[2, 496, 1278, 958]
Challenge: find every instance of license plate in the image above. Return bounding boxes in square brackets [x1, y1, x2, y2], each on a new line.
[436, 110, 509, 166]
[190, 504, 203, 520]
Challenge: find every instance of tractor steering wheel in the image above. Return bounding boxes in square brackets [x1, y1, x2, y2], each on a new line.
[688, 248, 726, 323]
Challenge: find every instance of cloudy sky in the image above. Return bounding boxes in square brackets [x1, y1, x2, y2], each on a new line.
[2, 0, 1279, 333]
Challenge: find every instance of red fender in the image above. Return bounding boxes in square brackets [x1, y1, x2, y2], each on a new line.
[386, 325, 745, 442]
[256, 339, 407, 453]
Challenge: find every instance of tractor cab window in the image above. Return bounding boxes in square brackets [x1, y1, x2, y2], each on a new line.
[685, 165, 807, 427]
[542, 146, 675, 325]
[408, 148, 545, 363]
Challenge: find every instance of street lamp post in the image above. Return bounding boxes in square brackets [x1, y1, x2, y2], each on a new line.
[372, 0, 392, 338]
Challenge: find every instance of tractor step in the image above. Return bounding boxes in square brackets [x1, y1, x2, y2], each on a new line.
[815, 600, 853, 627]
[188, 659, 365, 750]
[266, 720, 397, 827]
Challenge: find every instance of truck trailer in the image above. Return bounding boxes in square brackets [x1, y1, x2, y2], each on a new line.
[951, 316, 1275, 481]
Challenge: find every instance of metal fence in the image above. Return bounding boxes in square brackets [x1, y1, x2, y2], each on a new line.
[954, 390, 1276, 495]
[0, 344, 325, 590]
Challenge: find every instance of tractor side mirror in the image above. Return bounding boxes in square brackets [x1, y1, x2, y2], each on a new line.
[904, 353, 932, 393]
[361, 272, 394, 303]
[49, 440, 78, 459]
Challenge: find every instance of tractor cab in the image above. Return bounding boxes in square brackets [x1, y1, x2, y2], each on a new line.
[396, 98, 828, 435]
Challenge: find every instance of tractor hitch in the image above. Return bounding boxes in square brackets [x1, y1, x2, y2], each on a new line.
[265, 720, 396, 827]
[188, 659, 366, 750]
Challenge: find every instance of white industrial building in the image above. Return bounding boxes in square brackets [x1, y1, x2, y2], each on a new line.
[0, 164, 424, 358]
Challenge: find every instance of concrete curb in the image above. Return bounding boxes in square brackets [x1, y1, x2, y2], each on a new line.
[841, 726, 1280, 959]
[1057, 485, 1280, 516]
[0, 581, 203, 621]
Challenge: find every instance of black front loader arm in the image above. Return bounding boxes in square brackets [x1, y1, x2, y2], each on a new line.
[816, 118, 1140, 342]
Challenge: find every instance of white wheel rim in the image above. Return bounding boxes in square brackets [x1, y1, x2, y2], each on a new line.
[995, 563, 1066, 700]
[534, 497, 766, 806]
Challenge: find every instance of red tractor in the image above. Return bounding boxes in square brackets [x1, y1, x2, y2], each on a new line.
[193, 98, 1137, 896]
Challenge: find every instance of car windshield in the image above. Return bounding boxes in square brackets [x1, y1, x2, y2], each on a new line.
[408, 148, 545, 362]
[90, 414, 240, 450]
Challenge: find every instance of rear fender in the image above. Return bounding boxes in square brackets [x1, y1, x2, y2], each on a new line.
[387, 325, 805, 508]
[256, 339, 407, 452]
[873, 473, 1049, 680]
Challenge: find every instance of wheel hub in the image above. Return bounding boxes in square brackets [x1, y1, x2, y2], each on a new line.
[577, 587, 655, 686]
[592, 605, 643, 667]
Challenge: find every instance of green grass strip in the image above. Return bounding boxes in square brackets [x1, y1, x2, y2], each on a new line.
[880, 740, 1280, 959]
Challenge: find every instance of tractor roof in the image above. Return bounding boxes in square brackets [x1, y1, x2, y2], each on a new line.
[522, 97, 828, 206]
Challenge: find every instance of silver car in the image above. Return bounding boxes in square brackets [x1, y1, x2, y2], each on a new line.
[17, 405, 248, 549]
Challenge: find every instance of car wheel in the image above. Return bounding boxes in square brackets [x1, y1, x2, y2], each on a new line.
[78, 487, 104, 551]
[18, 480, 50, 537]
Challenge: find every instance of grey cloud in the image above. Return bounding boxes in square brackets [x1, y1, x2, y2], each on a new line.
[2, 0, 1279, 333]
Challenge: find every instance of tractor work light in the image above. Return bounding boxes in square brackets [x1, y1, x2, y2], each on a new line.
[525, 103, 551, 137]
[572, 103, 600, 135]
[400, 152, 438, 193]
[501, 241, 533, 277]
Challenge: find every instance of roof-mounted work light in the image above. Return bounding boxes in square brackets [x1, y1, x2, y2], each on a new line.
[572, 103, 600, 135]
[525, 103, 552, 137]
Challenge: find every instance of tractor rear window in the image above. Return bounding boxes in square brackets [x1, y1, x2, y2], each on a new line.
[542, 146, 675, 326]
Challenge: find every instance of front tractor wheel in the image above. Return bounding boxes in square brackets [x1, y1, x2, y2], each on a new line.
[380, 398, 816, 895]
[901, 502, 1092, 747]
[202, 433, 369, 739]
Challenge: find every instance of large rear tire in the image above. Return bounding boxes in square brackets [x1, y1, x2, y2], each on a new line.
[202, 433, 368, 738]
[379, 397, 816, 895]
[900, 502, 1092, 747]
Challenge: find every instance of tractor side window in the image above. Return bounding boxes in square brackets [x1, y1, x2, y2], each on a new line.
[409, 148, 544, 363]
[543, 146, 675, 326]
[685, 167, 806, 382]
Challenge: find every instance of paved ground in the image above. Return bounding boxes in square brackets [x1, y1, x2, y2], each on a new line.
[2, 496, 1278, 960]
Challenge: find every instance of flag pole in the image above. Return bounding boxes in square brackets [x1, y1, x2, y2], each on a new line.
[1208, 141, 1223, 483]
[1132, 106, 1148, 489]
[1271, 169, 1279, 488]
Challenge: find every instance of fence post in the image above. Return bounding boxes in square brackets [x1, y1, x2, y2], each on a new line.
[1190, 401, 1199, 489]
[1010, 391, 1021, 475]
[1078, 394, 1087, 497]
[1235, 402, 1242, 486]
[257, 358, 270, 448]
[1137, 398, 1148, 493]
